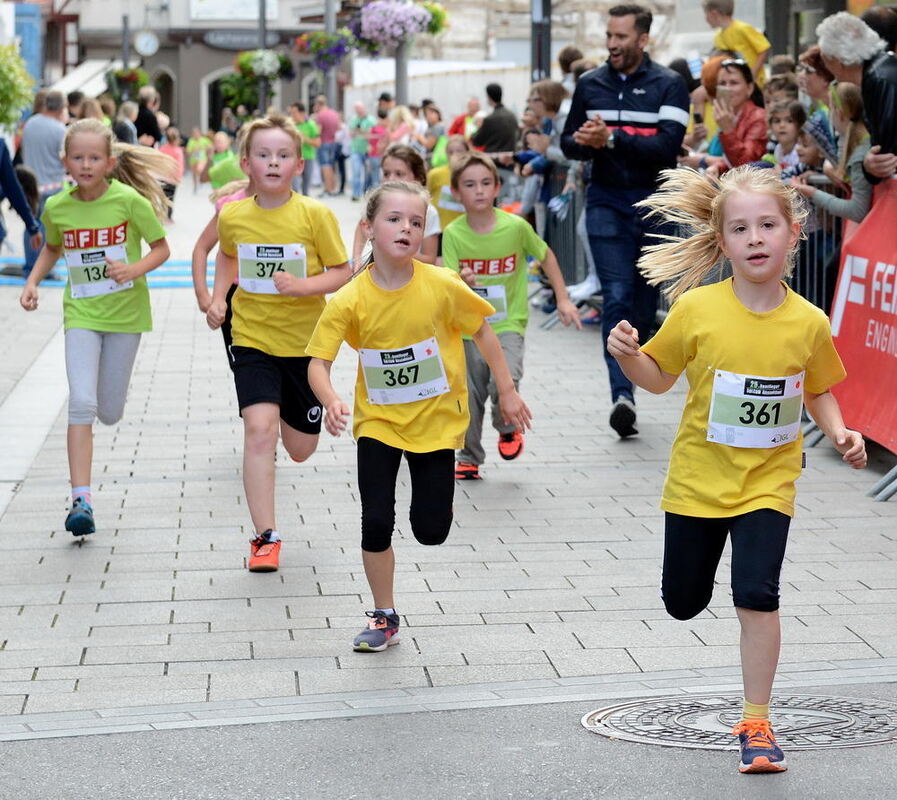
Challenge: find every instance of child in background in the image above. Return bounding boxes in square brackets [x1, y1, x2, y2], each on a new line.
[205, 114, 350, 572]
[306, 181, 531, 651]
[351, 144, 440, 265]
[187, 127, 212, 193]
[703, 0, 771, 87]
[366, 109, 389, 192]
[19, 119, 175, 536]
[790, 83, 872, 224]
[762, 73, 799, 108]
[288, 103, 320, 196]
[608, 165, 866, 774]
[426, 135, 470, 238]
[442, 152, 581, 481]
[767, 101, 806, 173]
[789, 83, 873, 311]
[159, 126, 185, 221]
[205, 132, 244, 189]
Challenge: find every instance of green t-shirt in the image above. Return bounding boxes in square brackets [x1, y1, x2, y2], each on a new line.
[348, 114, 375, 155]
[187, 136, 212, 163]
[43, 179, 166, 334]
[441, 208, 547, 336]
[297, 119, 320, 160]
[209, 150, 245, 189]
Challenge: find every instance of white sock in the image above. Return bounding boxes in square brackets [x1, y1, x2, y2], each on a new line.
[265, 529, 280, 542]
[72, 486, 92, 505]
[375, 607, 396, 617]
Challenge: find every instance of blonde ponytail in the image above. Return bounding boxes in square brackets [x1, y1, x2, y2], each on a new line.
[635, 166, 807, 301]
[635, 168, 725, 301]
[110, 143, 179, 221]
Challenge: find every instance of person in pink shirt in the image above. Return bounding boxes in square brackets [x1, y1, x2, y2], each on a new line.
[159, 126, 185, 221]
[313, 94, 340, 196]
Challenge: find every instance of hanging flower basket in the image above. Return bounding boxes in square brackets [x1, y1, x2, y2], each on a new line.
[352, 0, 433, 56]
[295, 30, 354, 73]
[420, 1, 448, 35]
[114, 67, 149, 85]
[235, 50, 295, 80]
[105, 67, 149, 103]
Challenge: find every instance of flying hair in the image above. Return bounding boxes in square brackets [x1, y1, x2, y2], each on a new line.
[63, 119, 178, 221]
[634, 166, 807, 301]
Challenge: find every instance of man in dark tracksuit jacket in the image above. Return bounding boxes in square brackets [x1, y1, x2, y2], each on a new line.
[562, 3, 688, 438]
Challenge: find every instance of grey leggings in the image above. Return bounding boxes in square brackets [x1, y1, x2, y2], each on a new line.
[65, 328, 141, 425]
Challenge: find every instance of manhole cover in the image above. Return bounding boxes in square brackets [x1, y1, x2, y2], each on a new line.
[582, 694, 897, 751]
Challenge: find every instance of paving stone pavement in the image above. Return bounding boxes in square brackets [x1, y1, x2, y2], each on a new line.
[1, 185, 896, 740]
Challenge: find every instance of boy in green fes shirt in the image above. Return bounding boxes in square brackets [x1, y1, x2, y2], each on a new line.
[442, 152, 581, 480]
[289, 102, 321, 196]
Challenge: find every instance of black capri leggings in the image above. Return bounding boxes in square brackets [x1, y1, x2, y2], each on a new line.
[661, 509, 790, 619]
[357, 436, 455, 553]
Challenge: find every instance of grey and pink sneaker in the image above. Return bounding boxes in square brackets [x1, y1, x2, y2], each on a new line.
[353, 610, 400, 652]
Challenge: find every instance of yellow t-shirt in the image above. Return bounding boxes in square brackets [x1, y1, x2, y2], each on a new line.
[426, 165, 465, 231]
[641, 279, 846, 518]
[714, 19, 771, 87]
[305, 260, 495, 453]
[218, 193, 347, 357]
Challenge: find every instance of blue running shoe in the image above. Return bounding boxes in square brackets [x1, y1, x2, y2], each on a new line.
[353, 610, 400, 652]
[65, 497, 95, 536]
[731, 719, 788, 773]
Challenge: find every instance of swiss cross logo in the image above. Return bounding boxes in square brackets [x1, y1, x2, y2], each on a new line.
[425, 348, 432, 356]
[62, 223, 128, 250]
[459, 254, 516, 275]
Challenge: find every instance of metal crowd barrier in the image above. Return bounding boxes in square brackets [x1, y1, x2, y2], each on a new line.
[543, 167, 588, 286]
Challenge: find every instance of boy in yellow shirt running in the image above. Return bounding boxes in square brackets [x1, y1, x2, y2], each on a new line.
[207, 114, 350, 572]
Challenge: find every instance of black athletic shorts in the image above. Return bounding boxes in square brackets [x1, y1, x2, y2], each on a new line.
[229, 345, 322, 434]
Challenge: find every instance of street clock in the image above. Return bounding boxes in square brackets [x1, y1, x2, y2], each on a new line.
[134, 30, 160, 56]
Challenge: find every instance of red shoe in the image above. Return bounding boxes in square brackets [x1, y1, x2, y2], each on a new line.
[498, 430, 524, 460]
[454, 461, 482, 480]
[248, 531, 281, 572]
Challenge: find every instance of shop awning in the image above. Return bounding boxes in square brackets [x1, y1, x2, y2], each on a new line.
[48, 58, 139, 99]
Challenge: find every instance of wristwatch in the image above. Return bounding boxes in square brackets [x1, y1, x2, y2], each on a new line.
[605, 132, 615, 150]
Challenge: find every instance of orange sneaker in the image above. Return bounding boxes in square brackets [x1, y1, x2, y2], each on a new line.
[498, 430, 524, 460]
[454, 462, 482, 480]
[731, 719, 787, 773]
[248, 531, 281, 572]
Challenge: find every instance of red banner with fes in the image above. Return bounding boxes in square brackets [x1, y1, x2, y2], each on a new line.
[829, 179, 897, 455]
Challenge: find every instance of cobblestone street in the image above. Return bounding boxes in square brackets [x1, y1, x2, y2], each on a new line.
[1, 188, 895, 749]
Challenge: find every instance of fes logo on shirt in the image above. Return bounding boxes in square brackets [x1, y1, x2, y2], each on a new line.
[63, 223, 128, 250]
[458, 254, 516, 276]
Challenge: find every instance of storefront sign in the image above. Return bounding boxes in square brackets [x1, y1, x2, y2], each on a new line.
[203, 30, 281, 50]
